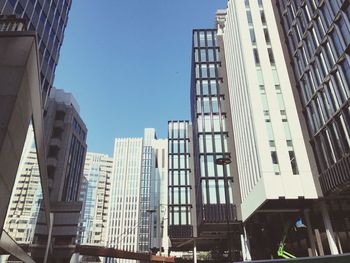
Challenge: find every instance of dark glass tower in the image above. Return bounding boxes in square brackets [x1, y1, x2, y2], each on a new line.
[191, 29, 236, 232]
[274, 0, 350, 195]
[0, 0, 72, 105]
[168, 121, 193, 243]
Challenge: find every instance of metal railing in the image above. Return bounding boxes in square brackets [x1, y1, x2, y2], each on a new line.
[0, 15, 26, 32]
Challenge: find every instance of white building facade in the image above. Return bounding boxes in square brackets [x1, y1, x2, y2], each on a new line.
[107, 137, 143, 262]
[106, 129, 167, 262]
[220, 0, 322, 221]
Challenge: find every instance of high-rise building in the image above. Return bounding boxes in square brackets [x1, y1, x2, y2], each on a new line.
[190, 28, 240, 257]
[152, 138, 168, 255]
[167, 121, 195, 252]
[220, 0, 320, 221]
[44, 87, 87, 202]
[107, 136, 143, 263]
[79, 152, 113, 246]
[0, 0, 72, 104]
[3, 126, 42, 245]
[106, 129, 166, 262]
[139, 128, 157, 253]
[217, 0, 350, 259]
[272, 0, 350, 196]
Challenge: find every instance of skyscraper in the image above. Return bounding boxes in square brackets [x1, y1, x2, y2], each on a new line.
[0, 0, 72, 104]
[190, 28, 240, 258]
[167, 121, 194, 251]
[106, 129, 166, 262]
[44, 88, 87, 202]
[273, 0, 350, 196]
[220, 0, 320, 221]
[79, 152, 113, 246]
[3, 126, 42, 245]
[139, 128, 157, 253]
[217, 0, 347, 258]
[152, 138, 168, 255]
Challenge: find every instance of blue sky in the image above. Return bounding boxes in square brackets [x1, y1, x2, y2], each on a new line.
[54, 0, 227, 155]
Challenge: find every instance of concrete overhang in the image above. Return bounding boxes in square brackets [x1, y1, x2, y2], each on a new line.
[0, 31, 51, 261]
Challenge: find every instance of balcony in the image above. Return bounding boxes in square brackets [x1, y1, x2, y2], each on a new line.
[47, 157, 58, 167]
[50, 137, 61, 148]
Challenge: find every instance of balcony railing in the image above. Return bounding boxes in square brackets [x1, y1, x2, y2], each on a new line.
[0, 15, 26, 32]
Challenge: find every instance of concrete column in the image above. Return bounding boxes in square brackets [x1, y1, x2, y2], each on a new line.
[69, 253, 79, 263]
[314, 229, 324, 256]
[193, 240, 197, 263]
[44, 213, 54, 263]
[243, 226, 252, 261]
[303, 209, 317, 256]
[320, 201, 339, 255]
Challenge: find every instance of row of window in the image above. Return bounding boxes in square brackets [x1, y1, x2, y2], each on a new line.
[193, 30, 217, 48]
[201, 178, 233, 205]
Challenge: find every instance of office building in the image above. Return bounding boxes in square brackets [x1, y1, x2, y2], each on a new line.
[217, 0, 350, 259]
[152, 138, 168, 256]
[106, 129, 166, 262]
[167, 121, 194, 252]
[3, 126, 42, 246]
[139, 128, 157, 253]
[190, 28, 240, 259]
[79, 152, 113, 246]
[0, 0, 72, 105]
[106, 134, 144, 263]
[44, 87, 87, 203]
[272, 0, 350, 195]
[271, 0, 350, 255]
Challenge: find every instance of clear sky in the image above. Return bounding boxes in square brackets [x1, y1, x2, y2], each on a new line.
[54, 0, 227, 156]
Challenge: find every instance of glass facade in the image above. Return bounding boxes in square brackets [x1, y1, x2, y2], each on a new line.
[276, 0, 350, 193]
[78, 153, 112, 246]
[191, 29, 234, 224]
[138, 129, 157, 252]
[168, 121, 193, 238]
[0, 0, 72, 104]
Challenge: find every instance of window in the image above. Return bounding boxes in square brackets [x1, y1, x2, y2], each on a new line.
[200, 49, 207, 61]
[260, 10, 267, 25]
[209, 64, 216, 78]
[253, 48, 260, 65]
[210, 80, 217, 95]
[204, 116, 211, 131]
[264, 28, 271, 44]
[338, 16, 350, 44]
[202, 80, 209, 95]
[207, 155, 215, 177]
[205, 135, 213, 152]
[212, 97, 219, 113]
[214, 134, 222, 152]
[203, 98, 210, 113]
[213, 115, 220, 132]
[208, 180, 217, 204]
[340, 58, 350, 88]
[201, 64, 208, 78]
[208, 49, 215, 62]
[246, 10, 253, 24]
[268, 48, 275, 64]
[271, 151, 280, 175]
[330, 29, 344, 58]
[250, 28, 256, 44]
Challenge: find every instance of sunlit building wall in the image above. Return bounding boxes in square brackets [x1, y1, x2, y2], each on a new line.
[0, 0, 72, 105]
[220, 0, 321, 221]
[79, 152, 113, 246]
